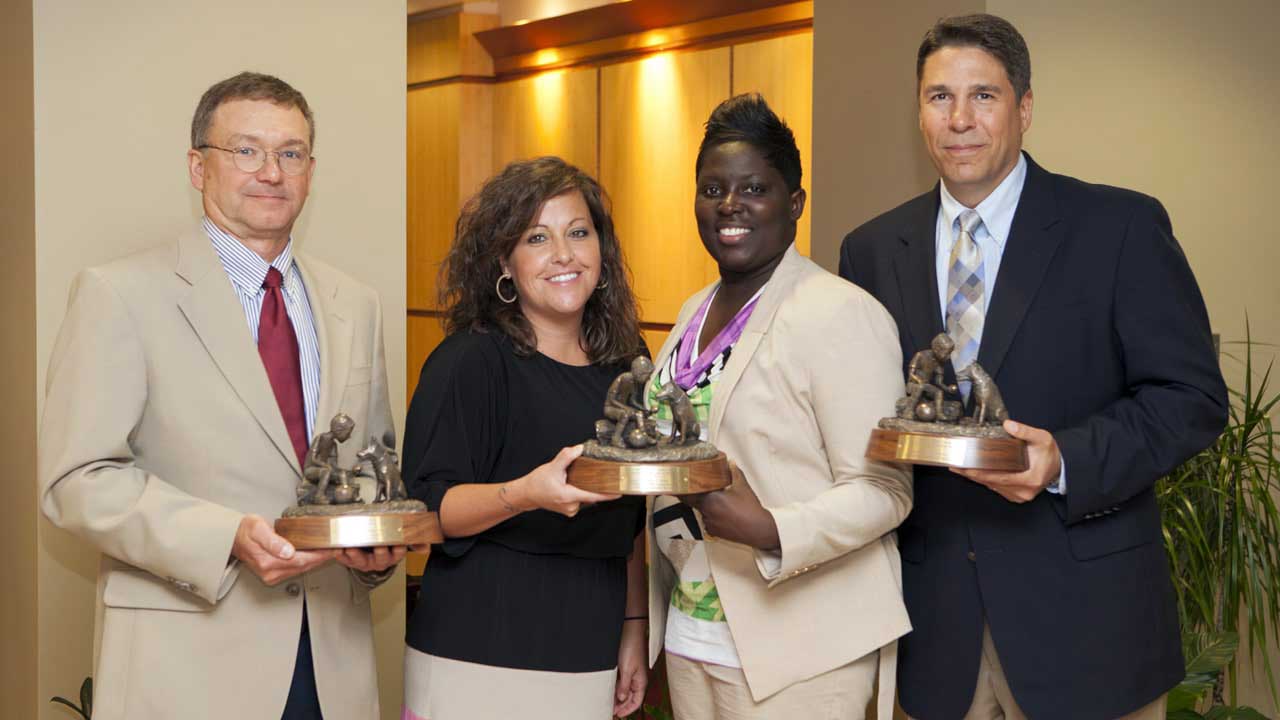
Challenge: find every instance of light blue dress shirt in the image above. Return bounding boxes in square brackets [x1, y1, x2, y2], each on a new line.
[934, 154, 1066, 494]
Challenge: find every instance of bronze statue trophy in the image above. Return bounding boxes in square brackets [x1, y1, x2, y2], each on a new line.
[567, 357, 732, 495]
[865, 333, 1028, 471]
[274, 413, 443, 549]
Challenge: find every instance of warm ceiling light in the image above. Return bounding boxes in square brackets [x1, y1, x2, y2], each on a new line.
[533, 48, 561, 66]
[643, 31, 668, 48]
[514, 18, 531, 25]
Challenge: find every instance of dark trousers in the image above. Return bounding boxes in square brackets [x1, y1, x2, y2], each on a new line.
[282, 603, 323, 720]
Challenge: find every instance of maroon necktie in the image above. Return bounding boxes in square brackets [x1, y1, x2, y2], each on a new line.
[259, 267, 308, 466]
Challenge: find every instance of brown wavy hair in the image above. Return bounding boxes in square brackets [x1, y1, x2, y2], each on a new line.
[438, 156, 644, 365]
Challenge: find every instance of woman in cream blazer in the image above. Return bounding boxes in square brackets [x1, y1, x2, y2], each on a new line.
[645, 94, 911, 719]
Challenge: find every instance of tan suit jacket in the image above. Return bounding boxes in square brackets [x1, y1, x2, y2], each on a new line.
[39, 227, 394, 720]
[647, 246, 912, 717]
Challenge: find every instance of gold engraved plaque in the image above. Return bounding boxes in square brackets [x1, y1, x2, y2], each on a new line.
[568, 453, 731, 496]
[274, 509, 442, 550]
[866, 428, 1028, 471]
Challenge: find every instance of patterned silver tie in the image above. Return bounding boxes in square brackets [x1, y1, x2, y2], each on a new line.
[946, 209, 985, 393]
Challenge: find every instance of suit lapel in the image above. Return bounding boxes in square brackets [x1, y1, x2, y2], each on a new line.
[707, 245, 804, 440]
[977, 156, 1064, 380]
[297, 256, 351, 439]
[174, 229, 302, 476]
[893, 190, 945, 354]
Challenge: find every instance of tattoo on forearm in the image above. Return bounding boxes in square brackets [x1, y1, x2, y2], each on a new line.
[498, 483, 519, 514]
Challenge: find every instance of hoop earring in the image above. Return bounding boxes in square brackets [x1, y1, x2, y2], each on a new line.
[596, 275, 609, 290]
[495, 272, 517, 304]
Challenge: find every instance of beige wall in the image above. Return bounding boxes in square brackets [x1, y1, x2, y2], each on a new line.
[26, 2, 407, 719]
[0, 1, 37, 717]
[990, 0, 1280, 384]
[810, 0, 980, 271]
[815, 0, 1280, 713]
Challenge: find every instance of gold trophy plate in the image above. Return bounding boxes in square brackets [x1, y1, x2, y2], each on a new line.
[568, 452, 732, 495]
[275, 510, 443, 550]
[866, 428, 1028, 471]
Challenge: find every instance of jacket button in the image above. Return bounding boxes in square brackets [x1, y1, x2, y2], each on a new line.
[285, 582, 301, 597]
[967, 551, 977, 562]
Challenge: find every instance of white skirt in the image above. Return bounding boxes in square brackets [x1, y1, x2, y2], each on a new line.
[402, 645, 616, 720]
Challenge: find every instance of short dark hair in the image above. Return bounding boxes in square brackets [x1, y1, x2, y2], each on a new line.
[917, 14, 1031, 99]
[191, 72, 315, 150]
[439, 156, 644, 365]
[695, 93, 802, 193]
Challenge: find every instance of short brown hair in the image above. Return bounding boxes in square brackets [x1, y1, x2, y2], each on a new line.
[917, 14, 1031, 99]
[191, 71, 315, 149]
[439, 156, 645, 365]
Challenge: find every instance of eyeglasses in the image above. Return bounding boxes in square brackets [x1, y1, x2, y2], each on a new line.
[198, 144, 312, 176]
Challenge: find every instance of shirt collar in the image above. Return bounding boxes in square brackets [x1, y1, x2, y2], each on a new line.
[202, 216, 298, 296]
[938, 151, 1028, 249]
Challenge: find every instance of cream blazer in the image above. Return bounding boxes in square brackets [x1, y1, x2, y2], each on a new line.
[647, 246, 912, 718]
[39, 228, 394, 720]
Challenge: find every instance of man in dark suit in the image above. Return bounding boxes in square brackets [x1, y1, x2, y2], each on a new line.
[839, 14, 1227, 720]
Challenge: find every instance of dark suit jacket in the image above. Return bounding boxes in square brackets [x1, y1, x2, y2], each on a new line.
[839, 155, 1227, 720]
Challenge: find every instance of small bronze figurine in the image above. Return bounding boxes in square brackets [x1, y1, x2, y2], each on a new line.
[653, 381, 701, 446]
[956, 363, 1009, 426]
[880, 333, 1010, 439]
[581, 367, 717, 463]
[866, 333, 1028, 470]
[596, 356, 663, 449]
[357, 431, 408, 504]
[897, 334, 962, 423]
[300, 413, 362, 505]
[276, 414, 440, 549]
[567, 358, 731, 495]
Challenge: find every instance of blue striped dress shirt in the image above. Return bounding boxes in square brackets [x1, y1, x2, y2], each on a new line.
[203, 217, 321, 443]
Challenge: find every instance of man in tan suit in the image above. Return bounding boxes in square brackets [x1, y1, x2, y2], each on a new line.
[39, 72, 403, 719]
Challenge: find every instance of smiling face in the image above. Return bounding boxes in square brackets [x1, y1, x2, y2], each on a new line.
[918, 45, 1032, 207]
[694, 141, 805, 284]
[502, 190, 602, 334]
[187, 98, 314, 247]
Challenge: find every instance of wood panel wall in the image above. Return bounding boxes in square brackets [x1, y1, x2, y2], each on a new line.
[600, 48, 731, 353]
[407, 84, 459, 312]
[732, 31, 813, 257]
[492, 67, 599, 176]
[406, 11, 497, 397]
[407, 12, 813, 391]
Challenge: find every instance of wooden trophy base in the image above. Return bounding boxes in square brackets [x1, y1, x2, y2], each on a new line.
[275, 511, 443, 550]
[866, 428, 1028, 471]
[568, 452, 732, 496]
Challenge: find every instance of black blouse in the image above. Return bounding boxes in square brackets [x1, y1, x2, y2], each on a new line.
[402, 330, 645, 559]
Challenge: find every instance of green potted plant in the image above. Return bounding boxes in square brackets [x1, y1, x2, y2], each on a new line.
[50, 676, 92, 719]
[1159, 328, 1280, 719]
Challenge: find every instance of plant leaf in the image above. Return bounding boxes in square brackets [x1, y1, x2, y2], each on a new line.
[1170, 675, 1217, 713]
[49, 696, 90, 720]
[1161, 331, 1280, 708]
[1204, 705, 1271, 720]
[1187, 632, 1240, 675]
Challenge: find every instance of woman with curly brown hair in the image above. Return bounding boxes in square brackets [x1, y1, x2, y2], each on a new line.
[401, 156, 649, 720]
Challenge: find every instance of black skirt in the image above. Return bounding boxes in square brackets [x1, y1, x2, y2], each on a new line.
[407, 539, 627, 673]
